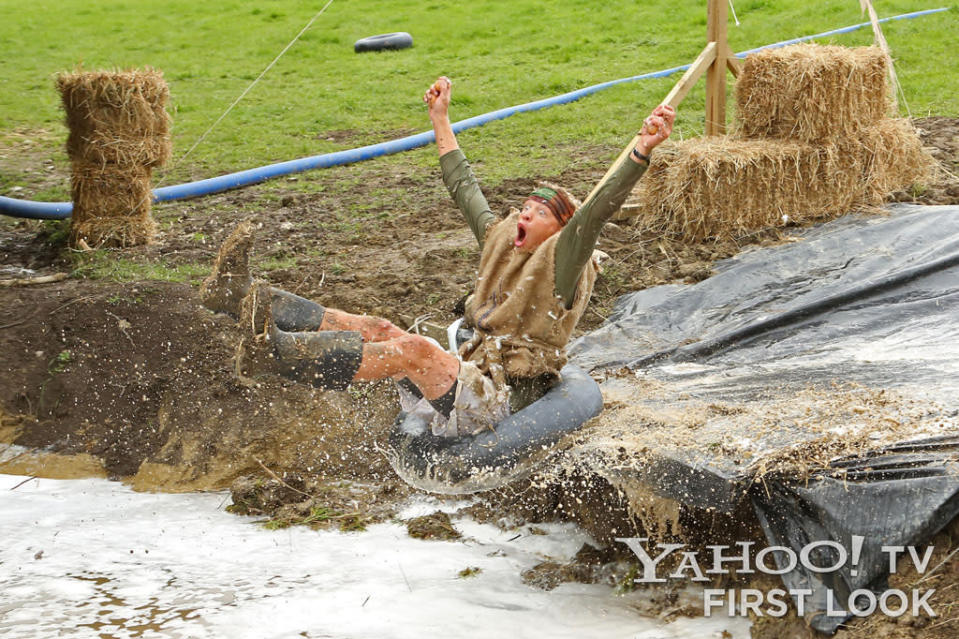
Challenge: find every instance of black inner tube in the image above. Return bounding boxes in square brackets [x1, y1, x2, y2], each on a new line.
[387, 364, 603, 494]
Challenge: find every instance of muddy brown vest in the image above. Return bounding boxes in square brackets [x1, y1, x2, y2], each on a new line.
[460, 210, 600, 386]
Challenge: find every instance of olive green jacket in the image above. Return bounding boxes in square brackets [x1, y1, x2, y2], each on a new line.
[440, 148, 648, 307]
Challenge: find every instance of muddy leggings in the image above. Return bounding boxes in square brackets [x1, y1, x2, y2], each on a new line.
[268, 288, 364, 391]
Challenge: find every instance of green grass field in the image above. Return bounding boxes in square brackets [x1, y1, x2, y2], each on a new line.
[1, 0, 957, 197]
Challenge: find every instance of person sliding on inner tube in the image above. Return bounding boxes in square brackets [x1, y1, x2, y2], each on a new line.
[199, 76, 674, 438]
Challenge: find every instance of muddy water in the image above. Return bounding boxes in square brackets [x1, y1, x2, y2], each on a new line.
[0, 474, 750, 639]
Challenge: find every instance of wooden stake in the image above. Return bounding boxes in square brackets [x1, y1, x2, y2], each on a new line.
[663, 42, 718, 109]
[582, 43, 718, 205]
[705, 0, 728, 135]
[724, 45, 743, 78]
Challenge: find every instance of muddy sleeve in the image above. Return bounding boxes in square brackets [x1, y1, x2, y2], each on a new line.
[554, 158, 649, 308]
[440, 149, 497, 248]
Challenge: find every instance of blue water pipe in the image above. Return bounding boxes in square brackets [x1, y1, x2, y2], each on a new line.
[0, 6, 948, 221]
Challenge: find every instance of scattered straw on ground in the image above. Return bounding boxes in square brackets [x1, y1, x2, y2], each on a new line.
[556, 374, 958, 488]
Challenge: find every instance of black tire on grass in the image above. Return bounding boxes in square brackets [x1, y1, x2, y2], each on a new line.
[354, 32, 413, 53]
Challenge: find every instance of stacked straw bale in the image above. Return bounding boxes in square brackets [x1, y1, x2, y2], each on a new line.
[58, 68, 172, 247]
[736, 44, 890, 143]
[627, 45, 934, 241]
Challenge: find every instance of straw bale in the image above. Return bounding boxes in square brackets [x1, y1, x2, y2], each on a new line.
[736, 44, 890, 143]
[629, 119, 934, 241]
[630, 138, 863, 240]
[69, 161, 157, 247]
[65, 130, 171, 168]
[849, 117, 937, 204]
[57, 68, 171, 167]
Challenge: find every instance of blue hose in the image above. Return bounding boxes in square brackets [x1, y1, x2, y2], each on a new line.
[1, 6, 947, 221]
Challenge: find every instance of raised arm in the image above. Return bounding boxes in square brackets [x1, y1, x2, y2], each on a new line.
[554, 105, 676, 307]
[425, 76, 496, 248]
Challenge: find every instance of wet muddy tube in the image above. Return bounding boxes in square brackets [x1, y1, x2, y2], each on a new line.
[386, 364, 603, 494]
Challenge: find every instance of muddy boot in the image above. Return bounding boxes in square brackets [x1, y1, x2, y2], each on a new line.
[270, 288, 327, 332]
[234, 280, 287, 379]
[200, 220, 255, 318]
[272, 327, 364, 391]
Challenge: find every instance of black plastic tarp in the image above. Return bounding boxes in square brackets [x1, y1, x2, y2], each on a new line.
[570, 204, 959, 633]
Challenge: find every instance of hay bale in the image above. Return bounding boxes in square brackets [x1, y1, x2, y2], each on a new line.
[69, 161, 157, 247]
[851, 117, 937, 204]
[736, 44, 890, 143]
[57, 68, 171, 167]
[629, 121, 934, 241]
[66, 130, 171, 168]
[58, 68, 170, 248]
[631, 138, 863, 240]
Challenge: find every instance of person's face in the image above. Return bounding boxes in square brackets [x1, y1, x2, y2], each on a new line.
[514, 198, 562, 252]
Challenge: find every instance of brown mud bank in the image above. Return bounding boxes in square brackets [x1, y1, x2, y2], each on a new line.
[1, 116, 956, 485]
[0, 279, 399, 491]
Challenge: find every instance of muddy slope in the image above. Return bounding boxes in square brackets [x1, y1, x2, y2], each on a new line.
[0, 280, 397, 489]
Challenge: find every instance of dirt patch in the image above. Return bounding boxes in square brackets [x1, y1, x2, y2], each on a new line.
[318, 128, 419, 145]
[406, 511, 461, 540]
[889, 116, 959, 206]
[521, 542, 624, 591]
[228, 474, 411, 532]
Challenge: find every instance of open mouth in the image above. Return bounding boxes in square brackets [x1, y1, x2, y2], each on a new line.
[514, 223, 527, 247]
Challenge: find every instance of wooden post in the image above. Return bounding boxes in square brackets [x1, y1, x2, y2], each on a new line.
[664, 42, 718, 110]
[705, 0, 728, 135]
[583, 0, 735, 205]
[583, 42, 718, 205]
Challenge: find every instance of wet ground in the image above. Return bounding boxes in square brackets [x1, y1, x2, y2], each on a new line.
[0, 473, 751, 639]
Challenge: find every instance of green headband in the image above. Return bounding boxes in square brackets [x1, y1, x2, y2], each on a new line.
[530, 187, 558, 201]
[528, 186, 575, 225]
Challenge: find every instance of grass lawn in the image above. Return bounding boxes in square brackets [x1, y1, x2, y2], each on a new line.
[1, 0, 957, 200]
